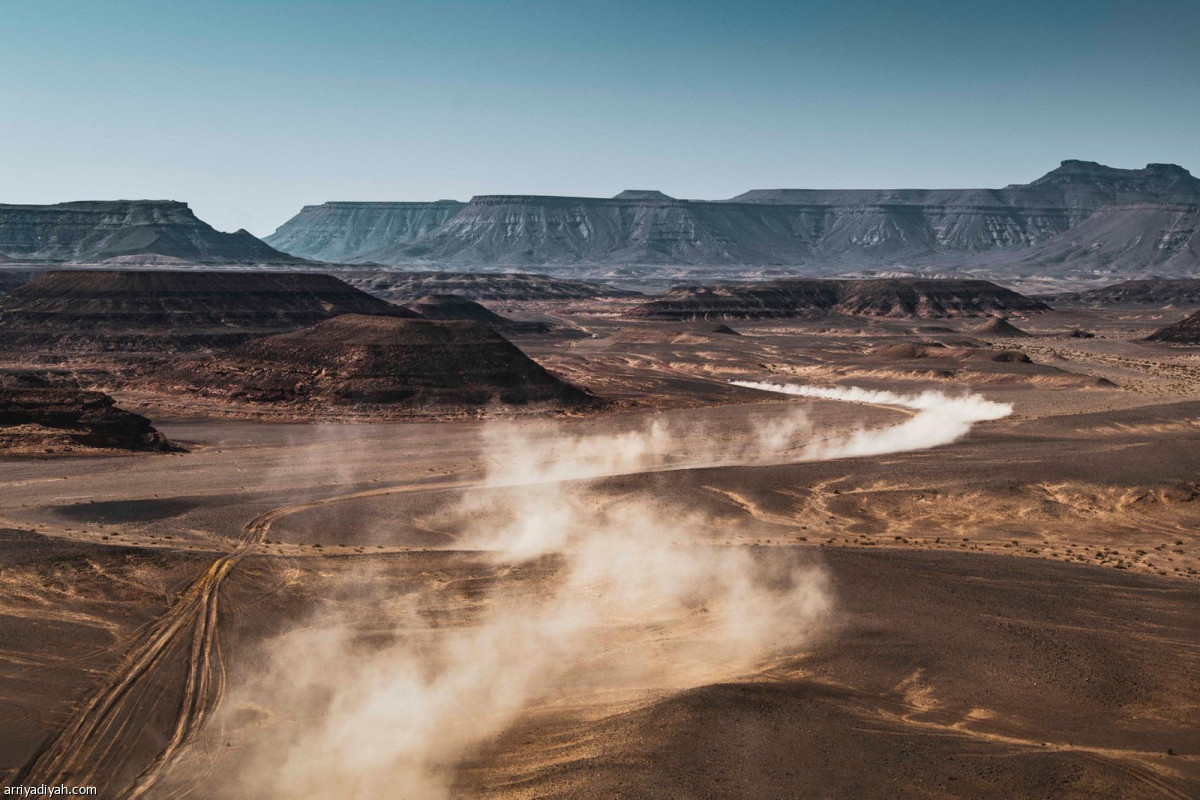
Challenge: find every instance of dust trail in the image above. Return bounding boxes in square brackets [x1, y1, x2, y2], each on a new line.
[474, 410, 816, 486]
[731, 380, 1012, 457]
[198, 417, 833, 799]
[191, 383, 1010, 799]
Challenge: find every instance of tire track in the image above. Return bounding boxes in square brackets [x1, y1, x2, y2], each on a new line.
[11, 554, 235, 797]
[7, 478, 471, 798]
[11, 511, 286, 795]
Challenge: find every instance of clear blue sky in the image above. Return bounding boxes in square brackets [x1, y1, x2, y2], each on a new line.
[3, 0, 1198, 236]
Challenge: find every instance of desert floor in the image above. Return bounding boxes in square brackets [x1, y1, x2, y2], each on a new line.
[2, 307, 1199, 798]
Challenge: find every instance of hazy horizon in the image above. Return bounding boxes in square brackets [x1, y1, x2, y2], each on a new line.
[4, 0, 1198, 236]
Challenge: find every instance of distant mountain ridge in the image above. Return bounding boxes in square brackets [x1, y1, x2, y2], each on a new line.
[732, 161, 1200, 208]
[0, 200, 301, 264]
[263, 162, 1200, 276]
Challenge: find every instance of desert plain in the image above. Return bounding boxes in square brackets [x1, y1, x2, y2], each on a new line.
[0, 275, 1198, 800]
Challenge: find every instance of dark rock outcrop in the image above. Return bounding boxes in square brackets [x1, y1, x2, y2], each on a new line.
[0, 372, 53, 389]
[1146, 311, 1200, 344]
[631, 280, 844, 320]
[185, 314, 595, 409]
[629, 279, 1048, 321]
[1046, 279, 1200, 308]
[0, 388, 174, 451]
[833, 280, 1044, 318]
[874, 341, 1030, 364]
[875, 342, 949, 359]
[0, 269, 412, 351]
[0, 201, 301, 263]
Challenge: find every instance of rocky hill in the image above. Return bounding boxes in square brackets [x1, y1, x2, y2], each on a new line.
[1046, 279, 1200, 308]
[631, 280, 842, 320]
[182, 314, 594, 409]
[833, 279, 1046, 318]
[404, 294, 554, 335]
[629, 278, 1048, 320]
[0, 387, 174, 452]
[1146, 311, 1200, 344]
[0, 269, 411, 351]
[974, 318, 1031, 337]
[0, 201, 301, 264]
[263, 162, 1200, 274]
[340, 270, 635, 301]
[407, 294, 509, 324]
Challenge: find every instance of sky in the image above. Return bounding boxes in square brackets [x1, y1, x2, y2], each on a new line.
[2, 0, 1198, 236]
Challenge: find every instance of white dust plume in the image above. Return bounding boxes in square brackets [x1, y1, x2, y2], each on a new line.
[730, 380, 1011, 458]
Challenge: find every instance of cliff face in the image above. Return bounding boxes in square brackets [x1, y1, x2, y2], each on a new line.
[262, 162, 1200, 274]
[976, 203, 1200, 275]
[0, 201, 300, 263]
[362, 195, 832, 266]
[263, 201, 464, 262]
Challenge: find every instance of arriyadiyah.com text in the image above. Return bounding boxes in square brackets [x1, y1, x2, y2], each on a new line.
[4, 786, 97, 797]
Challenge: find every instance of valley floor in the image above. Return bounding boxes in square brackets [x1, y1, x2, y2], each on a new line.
[1, 307, 1199, 798]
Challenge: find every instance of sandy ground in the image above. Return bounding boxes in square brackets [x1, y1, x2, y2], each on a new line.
[1, 307, 1199, 798]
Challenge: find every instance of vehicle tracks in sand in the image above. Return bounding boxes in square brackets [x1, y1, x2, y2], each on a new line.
[749, 664, 1194, 800]
[11, 538, 246, 796]
[6, 478, 469, 799]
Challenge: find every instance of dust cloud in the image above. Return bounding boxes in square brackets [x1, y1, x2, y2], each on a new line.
[731, 381, 1012, 456]
[204, 383, 1009, 798]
